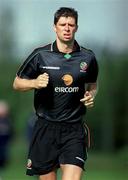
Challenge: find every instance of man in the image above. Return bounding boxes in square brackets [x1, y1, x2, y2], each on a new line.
[13, 7, 98, 180]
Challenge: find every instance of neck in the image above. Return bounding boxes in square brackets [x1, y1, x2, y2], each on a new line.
[56, 38, 75, 54]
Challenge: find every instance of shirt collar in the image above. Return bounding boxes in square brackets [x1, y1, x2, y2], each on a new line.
[52, 40, 80, 53]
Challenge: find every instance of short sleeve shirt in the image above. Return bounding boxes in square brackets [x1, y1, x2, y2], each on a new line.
[17, 40, 98, 123]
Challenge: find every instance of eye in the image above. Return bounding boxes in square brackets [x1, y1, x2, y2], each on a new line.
[69, 24, 75, 27]
[59, 23, 66, 26]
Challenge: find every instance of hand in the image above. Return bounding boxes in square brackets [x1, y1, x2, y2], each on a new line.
[80, 91, 94, 108]
[34, 73, 49, 89]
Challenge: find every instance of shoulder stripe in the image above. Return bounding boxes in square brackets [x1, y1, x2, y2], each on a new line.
[34, 43, 52, 52]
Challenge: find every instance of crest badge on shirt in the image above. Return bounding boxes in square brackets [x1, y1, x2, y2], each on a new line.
[80, 62, 88, 72]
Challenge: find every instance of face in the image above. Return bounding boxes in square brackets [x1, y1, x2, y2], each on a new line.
[54, 16, 78, 43]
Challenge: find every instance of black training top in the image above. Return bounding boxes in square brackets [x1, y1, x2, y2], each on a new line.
[17, 40, 98, 123]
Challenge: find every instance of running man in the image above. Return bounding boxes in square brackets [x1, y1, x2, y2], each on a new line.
[13, 7, 98, 180]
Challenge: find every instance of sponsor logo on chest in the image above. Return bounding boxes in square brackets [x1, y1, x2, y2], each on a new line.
[55, 73, 79, 93]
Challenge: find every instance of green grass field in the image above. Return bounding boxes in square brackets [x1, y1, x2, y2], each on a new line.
[1, 138, 128, 180]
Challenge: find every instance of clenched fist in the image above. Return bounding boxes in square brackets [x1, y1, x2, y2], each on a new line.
[34, 73, 49, 89]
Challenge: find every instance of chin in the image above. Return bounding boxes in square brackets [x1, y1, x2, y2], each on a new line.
[63, 38, 73, 43]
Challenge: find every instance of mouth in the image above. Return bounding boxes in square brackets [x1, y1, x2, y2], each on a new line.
[64, 33, 70, 36]
[63, 34, 71, 39]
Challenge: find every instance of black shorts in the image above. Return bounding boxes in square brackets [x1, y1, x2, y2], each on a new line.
[26, 118, 89, 176]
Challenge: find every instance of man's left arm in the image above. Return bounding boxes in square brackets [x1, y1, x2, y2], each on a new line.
[80, 51, 99, 108]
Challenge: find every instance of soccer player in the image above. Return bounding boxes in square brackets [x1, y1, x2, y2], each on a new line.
[13, 7, 98, 180]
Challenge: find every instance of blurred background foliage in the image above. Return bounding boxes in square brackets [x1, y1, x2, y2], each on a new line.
[0, 45, 128, 180]
[1, 49, 128, 151]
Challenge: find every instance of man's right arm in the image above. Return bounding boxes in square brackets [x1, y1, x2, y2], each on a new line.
[13, 73, 49, 91]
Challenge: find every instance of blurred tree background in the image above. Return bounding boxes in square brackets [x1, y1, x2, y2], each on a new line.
[0, 1, 128, 179]
[0, 2, 127, 152]
[1, 47, 128, 152]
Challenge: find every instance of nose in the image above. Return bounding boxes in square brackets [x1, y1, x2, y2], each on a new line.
[64, 24, 70, 31]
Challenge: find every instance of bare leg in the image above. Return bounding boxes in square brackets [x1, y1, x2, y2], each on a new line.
[60, 164, 83, 180]
[39, 171, 57, 180]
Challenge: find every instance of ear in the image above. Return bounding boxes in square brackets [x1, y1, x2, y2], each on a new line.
[75, 25, 78, 32]
[53, 24, 57, 33]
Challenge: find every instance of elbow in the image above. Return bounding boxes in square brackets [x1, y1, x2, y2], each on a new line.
[13, 76, 21, 90]
[13, 80, 18, 90]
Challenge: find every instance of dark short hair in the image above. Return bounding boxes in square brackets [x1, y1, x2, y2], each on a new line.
[54, 7, 78, 25]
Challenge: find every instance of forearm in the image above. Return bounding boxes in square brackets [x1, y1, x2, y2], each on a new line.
[86, 82, 98, 98]
[13, 76, 36, 91]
